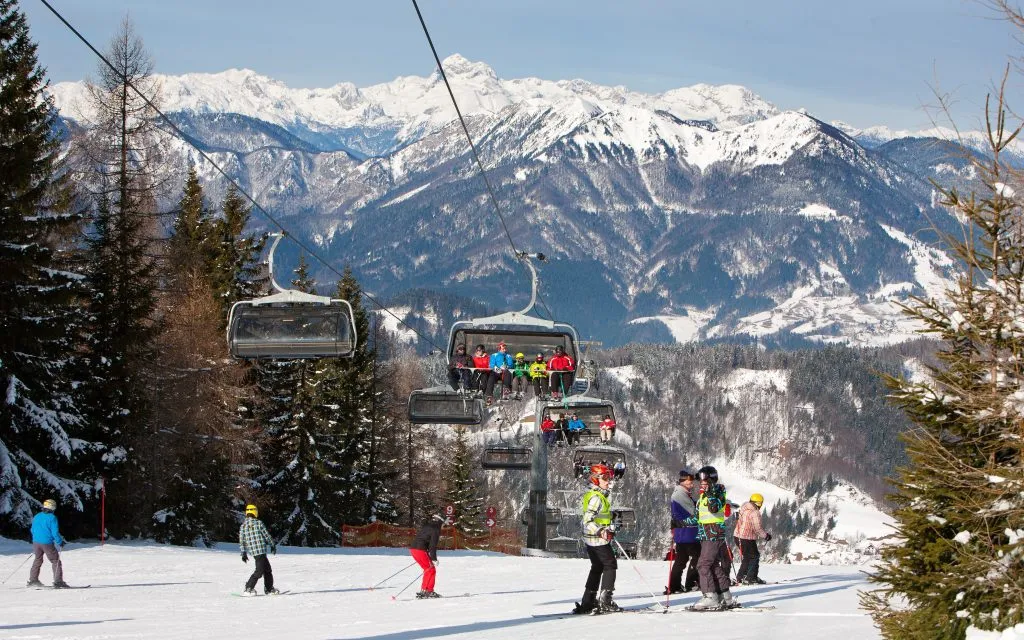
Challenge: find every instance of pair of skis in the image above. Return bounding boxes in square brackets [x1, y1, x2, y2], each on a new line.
[532, 604, 776, 618]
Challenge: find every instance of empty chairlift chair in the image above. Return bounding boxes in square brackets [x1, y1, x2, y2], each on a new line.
[408, 386, 485, 425]
[226, 234, 356, 360]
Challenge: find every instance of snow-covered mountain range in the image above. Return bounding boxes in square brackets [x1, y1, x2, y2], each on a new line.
[50, 55, 987, 347]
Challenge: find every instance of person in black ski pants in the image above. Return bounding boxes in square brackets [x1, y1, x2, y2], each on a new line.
[665, 469, 700, 594]
[573, 464, 621, 614]
[410, 514, 450, 598]
[239, 503, 279, 596]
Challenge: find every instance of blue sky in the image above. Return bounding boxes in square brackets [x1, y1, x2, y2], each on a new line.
[21, 0, 1024, 130]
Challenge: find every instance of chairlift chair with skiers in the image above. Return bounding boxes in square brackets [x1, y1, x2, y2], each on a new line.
[572, 445, 626, 478]
[407, 252, 579, 424]
[541, 396, 615, 445]
[226, 234, 357, 360]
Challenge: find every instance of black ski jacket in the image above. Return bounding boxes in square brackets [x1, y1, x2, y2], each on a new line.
[411, 521, 441, 560]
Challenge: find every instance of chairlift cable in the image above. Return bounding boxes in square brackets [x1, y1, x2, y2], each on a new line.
[38, 0, 445, 354]
[411, 0, 557, 323]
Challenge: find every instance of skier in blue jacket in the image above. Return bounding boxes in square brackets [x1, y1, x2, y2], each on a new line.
[27, 499, 69, 588]
[485, 342, 514, 403]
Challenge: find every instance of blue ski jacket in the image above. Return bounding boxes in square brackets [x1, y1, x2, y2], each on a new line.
[31, 512, 64, 546]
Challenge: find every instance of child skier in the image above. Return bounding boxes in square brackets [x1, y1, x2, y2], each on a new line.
[684, 466, 740, 610]
[410, 514, 449, 598]
[239, 504, 280, 596]
[573, 463, 621, 614]
[27, 499, 69, 588]
[734, 493, 772, 585]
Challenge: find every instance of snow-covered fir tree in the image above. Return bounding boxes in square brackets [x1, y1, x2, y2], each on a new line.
[333, 270, 398, 525]
[0, 0, 96, 535]
[443, 426, 485, 537]
[863, 99, 1024, 637]
[254, 257, 352, 545]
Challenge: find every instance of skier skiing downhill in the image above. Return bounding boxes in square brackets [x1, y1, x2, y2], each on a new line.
[239, 504, 280, 596]
[410, 514, 450, 599]
[684, 466, 740, 610]
[573, 464, 621, 615]
[27, 499, 69, 588]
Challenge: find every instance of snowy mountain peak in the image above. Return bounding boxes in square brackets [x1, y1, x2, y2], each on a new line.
[439, 54, 498, 81]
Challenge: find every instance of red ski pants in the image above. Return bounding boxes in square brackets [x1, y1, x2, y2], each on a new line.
[410, 549, 436, 591]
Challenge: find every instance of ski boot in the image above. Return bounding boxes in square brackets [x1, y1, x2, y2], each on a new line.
[52, 581, 71, 589]
[595, 590, 622, 614]
[742, 577, 766, 585]
[265, 587, 281, 595]
[691, 592, 721, 611]
[663, 585, 684, 595]
[26, 579, 44, 588]
[719, 589, 740, 609]
[416, 590, 441, 599]
[572, 589, 597, 614]
[240, 587, 258, 597]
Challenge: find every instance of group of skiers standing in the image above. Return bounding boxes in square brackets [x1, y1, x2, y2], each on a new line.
[665, 467, 772, 610]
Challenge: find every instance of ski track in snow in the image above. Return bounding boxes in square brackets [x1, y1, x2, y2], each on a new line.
[0, 539, 883, 639]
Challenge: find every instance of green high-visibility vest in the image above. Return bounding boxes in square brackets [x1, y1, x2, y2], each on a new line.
[697, 490, 726, 525]
[582, 489, 612, 526]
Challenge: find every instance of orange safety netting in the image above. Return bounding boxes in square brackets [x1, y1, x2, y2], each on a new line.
[341, 522, 521, 556]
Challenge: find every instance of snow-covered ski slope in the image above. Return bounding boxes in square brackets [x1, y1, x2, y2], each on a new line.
[1, 539, 883, 640]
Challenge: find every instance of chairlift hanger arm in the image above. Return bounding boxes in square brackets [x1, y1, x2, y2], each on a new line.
[514, 251, 545, 316]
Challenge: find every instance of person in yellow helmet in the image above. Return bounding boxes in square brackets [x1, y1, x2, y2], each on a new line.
[27, 498, 69, 588]
[239, 504, 280, 596]
[511, 352, 530, 400]
[733, 493, 771, 585]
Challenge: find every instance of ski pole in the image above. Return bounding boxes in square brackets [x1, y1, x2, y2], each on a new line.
[369, 561, 416, 590]
[390, 571, 423, 601]
[613, 538, 668, 612]
[1, 553, 34, 584]
[665, 542, 673, 608]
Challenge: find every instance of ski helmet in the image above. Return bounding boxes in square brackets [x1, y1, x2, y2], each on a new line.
[42, 499, 57, 511]
[589, 464, 613, 485]
[245, 504, 258, 518]
[515, 352, 525, 359]
[696, 465, 718, 483]
[750, 493, 764, 507]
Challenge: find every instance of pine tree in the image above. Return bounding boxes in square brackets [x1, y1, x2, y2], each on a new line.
[0, 0, 96, 535]
[255, 257, 348, 545]
[76, 17, 163, 536]
[210, 184, 265, 318]
[862, 94, 1024, 637]
[443, 426, 485, 537]
[330, 270, 398, 525]
[168, 165, 215, 277]
[148, 173, 239, 545]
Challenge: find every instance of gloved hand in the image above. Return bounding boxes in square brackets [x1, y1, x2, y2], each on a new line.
[765, 533, 772, 542]
[432, 559, 439, 566]
[272, 545, 277, 555]
[600, 527, 616, 541]
[241, 552, 248, 563]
